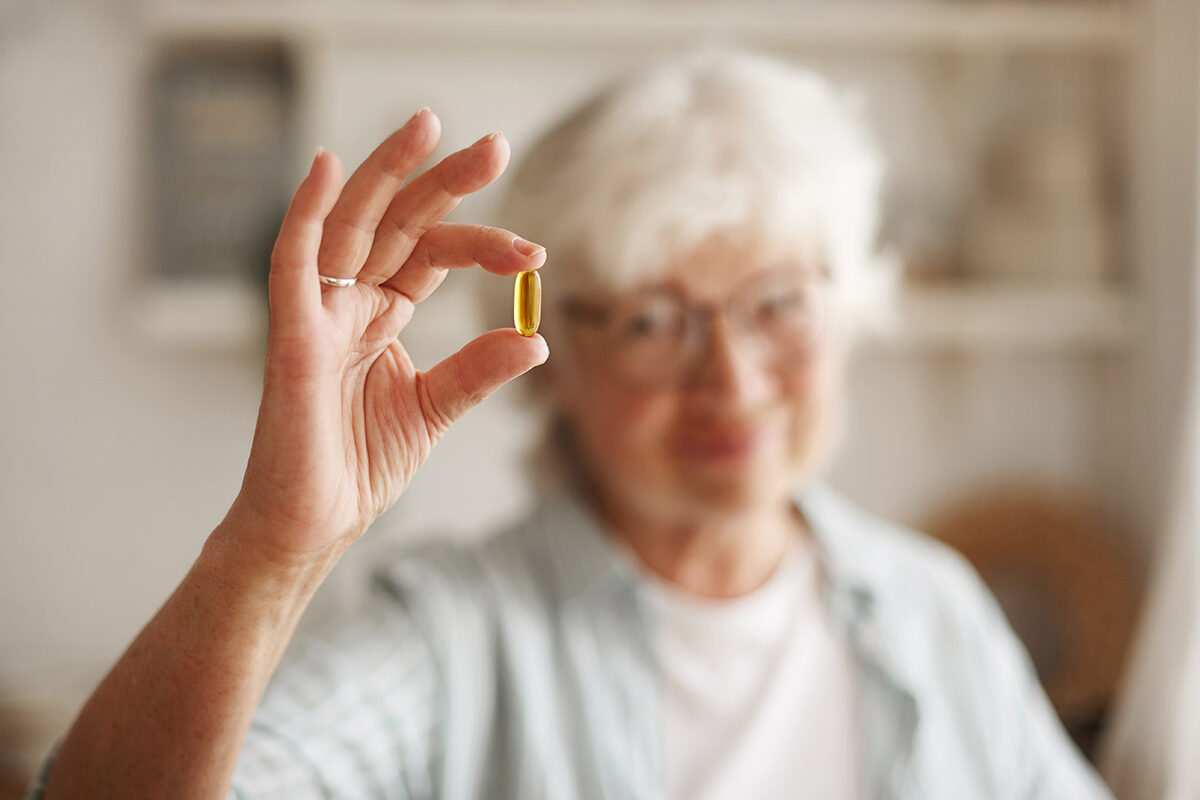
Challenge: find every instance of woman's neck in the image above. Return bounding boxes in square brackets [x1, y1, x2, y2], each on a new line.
[596, 493, 805, 600]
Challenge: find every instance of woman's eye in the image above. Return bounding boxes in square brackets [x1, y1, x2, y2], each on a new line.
[624, 311, 667, 336]
[617, 299, 682, 339]
[756, 289, 803, 318]
[627, 314, 659, 335]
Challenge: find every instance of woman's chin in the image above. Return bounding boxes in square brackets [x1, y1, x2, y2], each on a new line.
[673, 457, 794, 513]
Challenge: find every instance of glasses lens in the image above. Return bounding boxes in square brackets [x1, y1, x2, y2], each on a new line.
[734, 273, 825, 360]
[603, 292, 690, 385]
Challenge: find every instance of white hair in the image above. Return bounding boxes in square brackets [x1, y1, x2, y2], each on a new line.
[487, 48, 897, 340]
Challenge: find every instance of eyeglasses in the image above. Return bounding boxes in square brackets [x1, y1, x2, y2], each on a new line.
[560, 268, 828, 388]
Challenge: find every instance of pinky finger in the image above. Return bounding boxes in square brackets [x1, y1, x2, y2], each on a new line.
[269, 150, 345, 331]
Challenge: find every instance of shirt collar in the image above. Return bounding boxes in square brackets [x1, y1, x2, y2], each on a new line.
[532, 477, 884, 617]
[794, 479, 885, 622]
[529, 484, 640, 605]
[795, 481, 929, 678]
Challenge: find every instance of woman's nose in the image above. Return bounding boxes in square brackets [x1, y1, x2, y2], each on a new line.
[683, 314, 774, 408]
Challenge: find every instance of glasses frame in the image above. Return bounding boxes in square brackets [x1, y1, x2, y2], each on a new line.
[559, 265, 831, 389]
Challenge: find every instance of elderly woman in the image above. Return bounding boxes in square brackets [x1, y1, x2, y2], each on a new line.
[33, 52, 1109, 799]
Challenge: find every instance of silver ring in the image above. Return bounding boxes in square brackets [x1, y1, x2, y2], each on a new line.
[318, 274, 357, 288]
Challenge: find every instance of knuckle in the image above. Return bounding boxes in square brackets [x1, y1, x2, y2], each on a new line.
[416, 374, 454, 437]
[378, 154, 413, 183]
[381, 211, 429, 255]
[380, 211, 423, 244]
[378, 139, 425, 181]
[327, 213, 376, 239]
[428, 150, 482, 196]
[453, 355, 488, 409]
[409, 242, 436, 272]
[473, 224, 504, 240]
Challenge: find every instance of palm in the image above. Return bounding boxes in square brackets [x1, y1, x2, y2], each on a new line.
[234, 112, 547, 560]
[295, 292, 430, 536]
[358, 320, 450, 523]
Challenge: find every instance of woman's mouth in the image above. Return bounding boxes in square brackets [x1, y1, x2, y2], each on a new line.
[675, 423, 780, 462]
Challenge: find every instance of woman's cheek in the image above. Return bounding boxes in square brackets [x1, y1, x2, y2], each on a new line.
[608, 393, 677, 459]
[786, 354, 841, 473]
[787, 392, 824, 462]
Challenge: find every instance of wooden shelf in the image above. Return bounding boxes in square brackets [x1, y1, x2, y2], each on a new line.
[143, 0, 1135, 53]
[869, 282, 1136, 353]
[128, 277, 1135, 353]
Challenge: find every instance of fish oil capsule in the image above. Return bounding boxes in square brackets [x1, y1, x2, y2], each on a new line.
[513, 270, 541, 336]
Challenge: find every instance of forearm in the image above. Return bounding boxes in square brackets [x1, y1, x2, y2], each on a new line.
[42, 516, 347, 800]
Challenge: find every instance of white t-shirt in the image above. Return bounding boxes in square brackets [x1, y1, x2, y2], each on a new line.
[638, 534, 860, 800]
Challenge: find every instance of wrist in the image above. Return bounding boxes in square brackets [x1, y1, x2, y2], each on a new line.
[204, 510, 351, 600]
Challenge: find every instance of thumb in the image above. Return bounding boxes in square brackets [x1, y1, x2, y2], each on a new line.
[419, 329, 549, 434]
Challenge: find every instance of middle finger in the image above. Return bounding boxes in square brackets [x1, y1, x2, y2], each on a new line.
[356, 131, 511, 287]
[315, 108, 440, 283]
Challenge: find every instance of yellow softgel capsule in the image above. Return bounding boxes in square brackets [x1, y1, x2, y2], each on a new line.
[513, 270, 542, 336]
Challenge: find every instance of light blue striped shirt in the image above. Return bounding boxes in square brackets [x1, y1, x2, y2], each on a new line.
[30, 481, 1113, 799]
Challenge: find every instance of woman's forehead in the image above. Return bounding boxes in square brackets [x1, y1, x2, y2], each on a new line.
[559, 227, 825, 302]
[646, 235, 824, 296]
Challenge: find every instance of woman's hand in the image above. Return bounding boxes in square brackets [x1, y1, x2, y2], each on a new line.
[226, 109, 548, 564]
[40, 110, 547, 800]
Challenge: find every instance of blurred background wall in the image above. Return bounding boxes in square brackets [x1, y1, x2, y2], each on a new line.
[2, 0, 1197, 795]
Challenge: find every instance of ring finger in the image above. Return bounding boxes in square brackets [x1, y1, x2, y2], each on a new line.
[356, 131, 511, 288]
[314, 108, 440, 284]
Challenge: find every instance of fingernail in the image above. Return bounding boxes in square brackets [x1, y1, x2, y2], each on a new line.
[512, 237, 546, 259]
[409, 106, 431, 124]
[311, 146, 324, 169]
[474, 131, 503, 147]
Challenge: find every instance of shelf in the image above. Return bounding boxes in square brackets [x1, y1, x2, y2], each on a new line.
[129, 277, 1135, 353]
[143, 1, 1136, 53]
[870, 283, 1136, 353]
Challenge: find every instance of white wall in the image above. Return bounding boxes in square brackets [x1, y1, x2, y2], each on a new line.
[0, 0, 269, 766]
